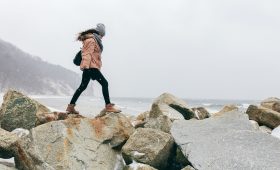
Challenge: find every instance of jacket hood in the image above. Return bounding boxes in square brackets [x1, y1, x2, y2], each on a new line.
[77, 33, 94, 41]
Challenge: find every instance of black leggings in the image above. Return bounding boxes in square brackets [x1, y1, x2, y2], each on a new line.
[70, 68, 111, 105]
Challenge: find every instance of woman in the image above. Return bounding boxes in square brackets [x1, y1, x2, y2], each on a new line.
[66, 23, 121, 114]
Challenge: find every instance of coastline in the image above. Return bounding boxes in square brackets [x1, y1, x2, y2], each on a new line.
[0, 94, 259, 117]
[0, 91, 279, 170]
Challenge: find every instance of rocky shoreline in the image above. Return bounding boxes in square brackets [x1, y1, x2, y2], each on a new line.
[0, 90, 280, 170]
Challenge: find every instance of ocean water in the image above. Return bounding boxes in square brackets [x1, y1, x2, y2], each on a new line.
[0, 93, 259, 117]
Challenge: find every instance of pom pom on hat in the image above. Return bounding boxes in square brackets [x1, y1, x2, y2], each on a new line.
[95, 23, 105, 37]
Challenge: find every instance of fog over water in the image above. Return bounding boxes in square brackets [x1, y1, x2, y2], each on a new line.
[0, 0, 279, 99]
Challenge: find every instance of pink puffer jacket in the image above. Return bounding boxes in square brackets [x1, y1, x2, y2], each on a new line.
[80, 34, 102, 70]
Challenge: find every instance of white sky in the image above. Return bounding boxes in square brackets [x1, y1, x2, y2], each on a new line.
[0, 0, 279, 99]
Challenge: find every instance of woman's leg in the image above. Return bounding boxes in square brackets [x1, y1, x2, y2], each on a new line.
[90, 68, 121, 113]
[70, 69, 91, 104]
[91, 69, 111, 105]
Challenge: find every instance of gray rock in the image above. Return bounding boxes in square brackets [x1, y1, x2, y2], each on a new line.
[144, 115, 172, 133]
[246, 105, 280, 129]
[124, 162, 157, 170]
[271, 125, 280, 140]
[149, 93, 195, 121]
[171, 111, 280, 170]
[13, 114, 132, 170]
[122, 128, 174, 169]
[0, 90, 50, 131]
[259, 126, 272, 134]
[260, 97, 280, 113]
[191, 107, 210, 120]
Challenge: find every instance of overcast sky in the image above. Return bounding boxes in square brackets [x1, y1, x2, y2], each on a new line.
[0, 0, 279, 99]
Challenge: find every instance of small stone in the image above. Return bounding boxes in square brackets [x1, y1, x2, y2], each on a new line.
[11, 128, 29, 138]
[124, 162, 157, 170]
[0, 163, 16, 170]
[191, 107, 210, 120]
[259, 126, 272, 134]
[181, 165, 195, 170]
[271, 125, 280, 140]
[136, 111, 150, 121]
[249, 120, 259, 130]
[213, 104, 239, 116]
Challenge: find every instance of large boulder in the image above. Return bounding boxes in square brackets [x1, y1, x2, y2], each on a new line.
[0, 90, 50, 131]
[171, 111, 280, 170]
[260, 97, 280, 113]
[246, 105, 280, 129]
[149, 93, 195, 121]
[122, 128, 174, 169]
[12, 113, 133, 170]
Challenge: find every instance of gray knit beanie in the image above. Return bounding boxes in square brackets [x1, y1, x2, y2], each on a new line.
[95, 23, 105, 37]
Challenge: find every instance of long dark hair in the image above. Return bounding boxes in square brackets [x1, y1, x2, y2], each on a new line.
[76, 28, 99, 41]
